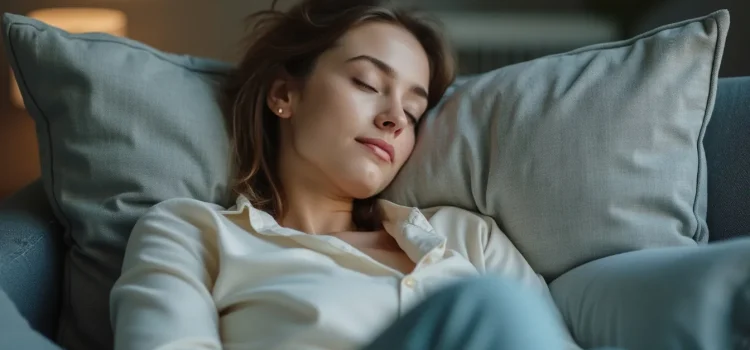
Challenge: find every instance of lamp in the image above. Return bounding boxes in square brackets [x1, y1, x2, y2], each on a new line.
[9, 8, 128, 108]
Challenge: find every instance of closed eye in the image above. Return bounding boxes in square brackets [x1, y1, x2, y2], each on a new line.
[405, 111, 418, 125]
[352, 78, 377, 93]
[353, 77, 419, 125]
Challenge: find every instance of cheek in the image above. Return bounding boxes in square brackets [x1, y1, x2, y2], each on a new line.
[298, 78, 368, 130]
[395, 133, 416, 166]
[293, 86, 349, 139]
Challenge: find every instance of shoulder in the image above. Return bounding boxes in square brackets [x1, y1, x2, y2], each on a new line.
[418, 205, 488, 221]
[419, 205, 495, 235]
[416, 205, 499, 269]
[139, 197, 229, 225]
[129, 197, 236, 244]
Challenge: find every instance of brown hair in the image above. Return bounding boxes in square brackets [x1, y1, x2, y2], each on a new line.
[223, 0, 455, 230]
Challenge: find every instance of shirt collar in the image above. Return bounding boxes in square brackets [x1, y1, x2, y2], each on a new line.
[229, 195, 276, 233]
[377, 199, 446, 263]
[226, 195, 445, 260]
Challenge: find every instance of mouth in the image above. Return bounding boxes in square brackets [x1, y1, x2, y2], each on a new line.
[356, 137, 394, 163]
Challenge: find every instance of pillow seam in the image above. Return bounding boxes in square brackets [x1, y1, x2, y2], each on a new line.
[6, 21, 72, 234]
[543, 13, 720, 60]
[693, 15, 725, 243]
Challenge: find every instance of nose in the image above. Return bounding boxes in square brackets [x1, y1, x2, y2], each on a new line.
[374, 103, 408, 137]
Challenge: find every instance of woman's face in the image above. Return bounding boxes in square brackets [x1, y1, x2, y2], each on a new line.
[271, 21, 431, 199]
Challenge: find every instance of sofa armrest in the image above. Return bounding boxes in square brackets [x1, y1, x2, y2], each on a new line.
[0, 180, 65, 341]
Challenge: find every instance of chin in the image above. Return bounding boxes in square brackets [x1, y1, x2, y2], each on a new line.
[333, 159, 393, 198]
[345, 181, 383, 199]
[342, 173, 390, 199]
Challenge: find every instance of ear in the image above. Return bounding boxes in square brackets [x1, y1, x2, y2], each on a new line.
[266, 73, 298, 119]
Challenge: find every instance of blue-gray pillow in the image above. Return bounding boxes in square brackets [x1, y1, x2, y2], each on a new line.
[2, 13, 233, 350]
[383, 10, 730, 279]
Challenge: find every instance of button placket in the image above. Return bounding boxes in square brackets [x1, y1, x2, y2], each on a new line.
[403, 276, 416, 288]
[398, 275, 418, 315]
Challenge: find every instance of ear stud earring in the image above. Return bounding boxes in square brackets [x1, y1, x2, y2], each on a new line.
[278, 108, 283, 114]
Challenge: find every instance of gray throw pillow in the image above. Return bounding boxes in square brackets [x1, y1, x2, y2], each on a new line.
[2, 13, 233, 350]
[383, 10, 729, 280]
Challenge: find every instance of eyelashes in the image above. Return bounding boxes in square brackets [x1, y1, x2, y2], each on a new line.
[405, 112, 418, 125]
[351, 78, 419, 125]
[352, 78, 377, 93]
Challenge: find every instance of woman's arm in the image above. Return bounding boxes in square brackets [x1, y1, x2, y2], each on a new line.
[110, 198, 224, 350]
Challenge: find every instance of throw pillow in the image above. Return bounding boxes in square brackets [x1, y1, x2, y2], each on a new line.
[382, 10, 730, 279]
[2, 13, 233, 350]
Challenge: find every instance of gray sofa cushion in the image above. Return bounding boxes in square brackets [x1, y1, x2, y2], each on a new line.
[0, 181, 64, 341]
[383, 10, 729, 279]
[2, 13, 233, 350]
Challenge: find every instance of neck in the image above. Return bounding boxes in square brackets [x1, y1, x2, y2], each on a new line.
[276, 157, 355, 235]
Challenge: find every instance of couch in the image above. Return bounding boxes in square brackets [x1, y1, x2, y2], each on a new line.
[1, 75, 748, 348]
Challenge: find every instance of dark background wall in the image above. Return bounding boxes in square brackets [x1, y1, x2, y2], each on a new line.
[630, 0, 750, 78]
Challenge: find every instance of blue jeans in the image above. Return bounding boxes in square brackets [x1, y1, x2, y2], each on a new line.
[363, 276, 619, 350]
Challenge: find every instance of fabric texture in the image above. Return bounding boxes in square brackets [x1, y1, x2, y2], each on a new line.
[704, 76, 750, 242]
[2, 13, 234, 350]
[382, 10, 730, 279]
[550, 236, 750, 349]
[111, 195, 579, 350]
[0, 180, 64, 341]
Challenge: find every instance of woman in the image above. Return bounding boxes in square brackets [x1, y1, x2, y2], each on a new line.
[110, 1, 584, 349]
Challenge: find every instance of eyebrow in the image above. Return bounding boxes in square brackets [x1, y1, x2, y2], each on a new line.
[346, 55, 428, 101]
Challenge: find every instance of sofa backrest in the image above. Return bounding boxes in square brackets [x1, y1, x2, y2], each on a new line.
[704, 76, 750, 241]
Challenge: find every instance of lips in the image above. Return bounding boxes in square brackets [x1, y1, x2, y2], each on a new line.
[356, 137, 394, 163]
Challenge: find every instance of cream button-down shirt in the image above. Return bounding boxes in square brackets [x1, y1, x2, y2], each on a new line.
[110, 195, 580, 350]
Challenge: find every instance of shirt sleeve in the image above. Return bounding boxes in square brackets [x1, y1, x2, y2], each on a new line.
[477, 213, 582, 350]
[110, 198, 224, 350]
[475, 214, 548, 290]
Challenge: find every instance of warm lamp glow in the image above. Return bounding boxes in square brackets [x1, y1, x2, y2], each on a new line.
[10, 8, 128, 108]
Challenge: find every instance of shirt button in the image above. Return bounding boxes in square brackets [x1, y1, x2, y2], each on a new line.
[403, 277, 416, 288]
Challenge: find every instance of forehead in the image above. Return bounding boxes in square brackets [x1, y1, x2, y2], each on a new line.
[328, 21, 430, 86]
